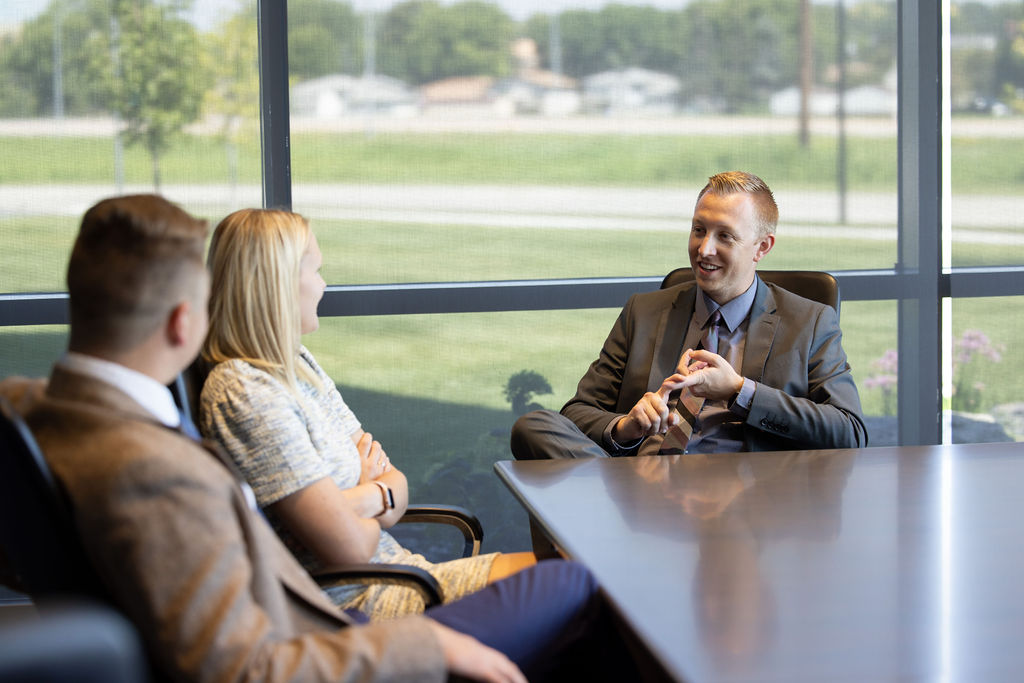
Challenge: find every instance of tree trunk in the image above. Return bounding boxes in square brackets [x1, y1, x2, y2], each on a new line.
[150, 141, 161, 191]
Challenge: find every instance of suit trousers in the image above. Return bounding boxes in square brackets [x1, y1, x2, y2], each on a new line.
[511, 409, 614, 460]
[426, 559, 638, 681]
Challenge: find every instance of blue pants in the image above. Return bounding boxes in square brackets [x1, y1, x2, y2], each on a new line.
[427, 559, 639, 681]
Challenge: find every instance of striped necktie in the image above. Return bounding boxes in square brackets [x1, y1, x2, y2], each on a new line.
[659, 310, 721, 454]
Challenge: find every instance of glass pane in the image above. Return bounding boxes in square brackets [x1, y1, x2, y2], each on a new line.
[0, 0, 261, 294]
[838, 300, 899, 447]
[948, 296, 1023, 444]
[305, 310, 617, 553]
[289, 0, 899, 284]
[949, 0, 1024, 267]
[304, 297, 893, 553]
[0, 325, 67, 379]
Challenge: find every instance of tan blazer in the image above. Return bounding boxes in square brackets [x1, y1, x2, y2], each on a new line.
[1, 368, 445, 683]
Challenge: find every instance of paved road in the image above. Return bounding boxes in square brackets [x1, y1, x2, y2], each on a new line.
[0, 183, 1021, 244]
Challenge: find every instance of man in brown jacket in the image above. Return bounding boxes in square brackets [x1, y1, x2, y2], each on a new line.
[1, 195, 635, 682]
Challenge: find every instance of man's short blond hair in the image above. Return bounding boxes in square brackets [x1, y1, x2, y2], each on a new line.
[67, 195, 208, 353]
[696, 171, 779, 238]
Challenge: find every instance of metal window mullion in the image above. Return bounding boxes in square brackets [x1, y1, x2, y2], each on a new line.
[896, 0, 943, 446]
[257, 0, 291, 210]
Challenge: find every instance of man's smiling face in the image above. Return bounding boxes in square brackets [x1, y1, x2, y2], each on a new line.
[688, 191, 775, 305]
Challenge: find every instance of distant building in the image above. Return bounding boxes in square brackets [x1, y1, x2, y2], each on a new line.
[769, 85, 897, 117]
[582, 68, 681, 116]
[419, 72, 580, 118]
[291, 74, 418, 118]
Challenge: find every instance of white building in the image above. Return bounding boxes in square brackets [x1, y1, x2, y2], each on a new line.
[291, 74, 418, 118]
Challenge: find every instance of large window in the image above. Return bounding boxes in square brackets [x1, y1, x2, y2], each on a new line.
[1, 1, 1022, 553]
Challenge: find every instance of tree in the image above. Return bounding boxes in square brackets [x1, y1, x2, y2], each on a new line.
[995, 18, 1024, 113]
[203, 1, 260, 194]
[287, 0, 362, 80]
[680, 0, 792, 113]
[99, 0, 208, 189]
[504, 370, 552, 417]
[378, 1, 515, 85]
[0, 0, 113, 117]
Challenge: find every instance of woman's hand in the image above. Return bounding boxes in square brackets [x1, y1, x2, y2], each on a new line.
[356, 431, 391, 484]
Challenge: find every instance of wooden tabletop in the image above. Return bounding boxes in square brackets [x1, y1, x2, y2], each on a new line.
[495, 442, 1024, 682]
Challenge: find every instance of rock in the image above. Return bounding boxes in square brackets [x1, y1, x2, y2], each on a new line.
[990, 403, 1024, 441]
[951, 411, 1013, 444]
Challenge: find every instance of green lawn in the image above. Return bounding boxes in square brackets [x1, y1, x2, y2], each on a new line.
[0, 131, 1023, 192]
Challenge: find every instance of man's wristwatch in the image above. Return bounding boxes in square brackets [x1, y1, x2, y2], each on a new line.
[373, 480, 395, 515]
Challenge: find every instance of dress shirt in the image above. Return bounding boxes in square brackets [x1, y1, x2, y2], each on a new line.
[60, 352, 181, 429]
[681, 279, 757, 453]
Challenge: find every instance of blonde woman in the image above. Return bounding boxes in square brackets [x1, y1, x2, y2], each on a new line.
[199, 208, 534, 620]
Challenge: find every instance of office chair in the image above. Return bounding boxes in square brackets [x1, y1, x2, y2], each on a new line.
[0, 394, 109, 601]
[0, 601, 149, 683]
[660, 268, 841, 317]
[0, 394, 443, 611]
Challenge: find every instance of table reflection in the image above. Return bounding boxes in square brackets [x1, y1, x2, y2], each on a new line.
[608, 452, 855, 668]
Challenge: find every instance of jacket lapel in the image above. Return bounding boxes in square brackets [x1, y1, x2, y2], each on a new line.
[649, 284, 697, 390]
[741, 279, 778, 381]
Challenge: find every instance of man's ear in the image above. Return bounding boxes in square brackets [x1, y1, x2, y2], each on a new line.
[166, 301, 192, 348]
[752, 233, 775, 263]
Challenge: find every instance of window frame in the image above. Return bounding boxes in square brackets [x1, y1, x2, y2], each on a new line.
[1, 0, 1021, 447]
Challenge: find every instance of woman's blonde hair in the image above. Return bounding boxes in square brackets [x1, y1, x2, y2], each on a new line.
[203, 208, 318, 389]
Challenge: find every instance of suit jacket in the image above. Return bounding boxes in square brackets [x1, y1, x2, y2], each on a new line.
[0, 369, 446, 683]
[562, 277, 868, 454]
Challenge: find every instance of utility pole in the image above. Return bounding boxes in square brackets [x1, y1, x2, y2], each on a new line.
[52, 4, 64, 119]
[836, 0, 848, 225]
[110, 13, 124, 193]
[549, 12, 563, 76]
[363, 10, 376, 79]
[798, 0, 812, 147]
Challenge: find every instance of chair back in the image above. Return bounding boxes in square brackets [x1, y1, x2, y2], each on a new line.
[168, 358, 209, 427]
[0, 395, 108, 600]
[660, 268, 841, 317]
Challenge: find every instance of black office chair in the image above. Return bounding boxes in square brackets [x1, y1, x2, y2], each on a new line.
[0, 601, 149, 683]
[660, 268, 841, 317]
[0, 394, 109, 601]
[0, 394, 443, 612]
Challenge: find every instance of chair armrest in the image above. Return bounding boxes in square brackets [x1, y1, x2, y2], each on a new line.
[312, 563, 444, 608]
[400, 504, 484, 558]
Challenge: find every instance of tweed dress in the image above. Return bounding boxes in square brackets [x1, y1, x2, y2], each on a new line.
[199, 347, 497, 620]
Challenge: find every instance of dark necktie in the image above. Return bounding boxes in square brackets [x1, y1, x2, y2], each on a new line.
[659, 310, 721, 454]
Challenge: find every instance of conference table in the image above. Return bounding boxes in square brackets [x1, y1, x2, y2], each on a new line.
[494, 442, 1024, 682]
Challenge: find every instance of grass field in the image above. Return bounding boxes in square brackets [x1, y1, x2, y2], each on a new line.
[1, 131, 1023, 191]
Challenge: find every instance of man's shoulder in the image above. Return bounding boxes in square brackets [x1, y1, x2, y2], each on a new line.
[0, 376, 48, 415]
[761, 281, 832, 316]
[624, 280, 695, 311]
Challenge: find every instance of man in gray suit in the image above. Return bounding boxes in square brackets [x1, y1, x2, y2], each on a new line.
[1, 195, 636, 682]
[513, 171, 867, 459]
